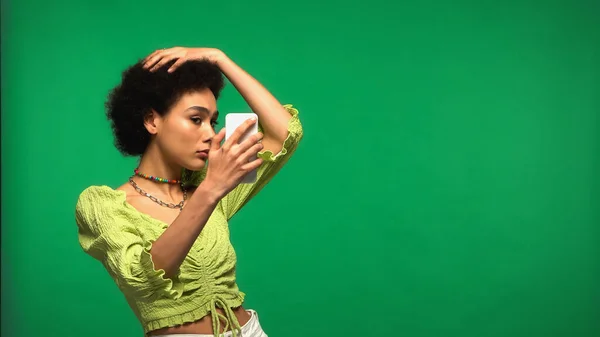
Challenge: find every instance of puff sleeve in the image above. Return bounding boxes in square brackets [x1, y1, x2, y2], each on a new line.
[75, 186, 184, 302]
[221, 104, 303, 220]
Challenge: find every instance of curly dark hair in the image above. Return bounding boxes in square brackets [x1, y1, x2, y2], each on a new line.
[105, 59, 225, 156]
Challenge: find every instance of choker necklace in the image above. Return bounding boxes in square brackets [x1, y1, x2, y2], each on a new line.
[134, 168, 182, 184]
[129, 177, 187, 211]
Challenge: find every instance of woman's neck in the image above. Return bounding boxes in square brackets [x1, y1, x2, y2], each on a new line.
[134, 148, 184, 200]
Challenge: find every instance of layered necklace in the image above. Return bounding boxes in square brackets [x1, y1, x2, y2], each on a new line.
[128, 168, 187, 211]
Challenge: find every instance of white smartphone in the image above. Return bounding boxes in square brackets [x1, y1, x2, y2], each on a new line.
[225, 112, 259, 184]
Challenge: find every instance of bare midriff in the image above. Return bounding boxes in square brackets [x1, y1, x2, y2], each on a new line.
[148, 305, 251, 335]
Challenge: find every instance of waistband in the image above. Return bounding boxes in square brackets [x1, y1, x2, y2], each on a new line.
[152, 308, 258, 337]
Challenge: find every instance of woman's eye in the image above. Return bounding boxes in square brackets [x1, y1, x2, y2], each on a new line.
[211, 120, 219, 127]
[191, 117, 202, 124]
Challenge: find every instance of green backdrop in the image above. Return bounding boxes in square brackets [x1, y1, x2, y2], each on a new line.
[2, 0, 598, 336]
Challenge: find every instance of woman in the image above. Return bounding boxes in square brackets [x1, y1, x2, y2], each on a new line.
[75, 46, 303, 337]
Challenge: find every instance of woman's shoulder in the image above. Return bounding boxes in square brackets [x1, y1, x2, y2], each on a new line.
[75, 184, 128, 215]
[77, 184, 125, 203]
[75, 184, 138, 231]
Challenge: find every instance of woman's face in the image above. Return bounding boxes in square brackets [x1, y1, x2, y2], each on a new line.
[147, 88, 219, 171]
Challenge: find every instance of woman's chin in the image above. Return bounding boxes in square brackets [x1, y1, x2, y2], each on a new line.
[184, 159, 206, 171]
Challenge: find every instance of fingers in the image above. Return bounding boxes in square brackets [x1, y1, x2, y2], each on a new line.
[240, 157, 263, 172]
[150, 55, 177, 72]
[143, 49, 166, 69]
[234, 132, 263, 155]
[239, 142, 264, 163]
[143, 49, 162, 63]
[168, 57, 187, 73]
[222, 117, 257, 151]
[210, 128, 226, 152]
[144, 49, 176, 71]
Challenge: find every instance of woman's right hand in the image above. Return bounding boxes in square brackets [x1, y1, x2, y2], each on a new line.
[149, 119, 262, 278]
[202, 117, 264, 199]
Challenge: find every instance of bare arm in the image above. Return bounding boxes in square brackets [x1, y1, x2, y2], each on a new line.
[216, 54, 293, 154]
[145, 119, 264, 278]
[144, 47, 295, 155]
[146, 181, 220, 278]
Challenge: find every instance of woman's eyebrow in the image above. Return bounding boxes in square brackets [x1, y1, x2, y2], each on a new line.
[185, 106, 219, 118]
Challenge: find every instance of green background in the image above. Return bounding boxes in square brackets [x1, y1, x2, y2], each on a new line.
[2, 0, 598, 336]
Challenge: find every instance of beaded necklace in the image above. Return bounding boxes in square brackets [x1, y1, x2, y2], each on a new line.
[129, 168, 186, 211]
[134, 167, 182, 184]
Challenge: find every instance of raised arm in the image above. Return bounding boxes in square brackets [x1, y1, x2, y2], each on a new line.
[143, 47, 303, 221]
[215, 52, 292, 153]
[143, 47, 294, 154]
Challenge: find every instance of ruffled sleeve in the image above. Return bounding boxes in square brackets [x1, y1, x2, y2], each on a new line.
[182, 104, 303, 220]
[221, 104, 303, 220]
[75, 186, 184, 302]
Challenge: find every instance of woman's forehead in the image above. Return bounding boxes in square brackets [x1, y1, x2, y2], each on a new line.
[173, 90, 217, 112]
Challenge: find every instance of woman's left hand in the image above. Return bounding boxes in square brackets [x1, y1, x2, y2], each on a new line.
[142, 47, 226, 73]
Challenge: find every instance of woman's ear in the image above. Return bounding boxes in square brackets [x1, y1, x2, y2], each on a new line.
[144, 109, 160, 135]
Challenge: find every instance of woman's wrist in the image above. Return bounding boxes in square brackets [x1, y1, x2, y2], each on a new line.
[213, 50, 231, 68]
[194, 178, 225, 205]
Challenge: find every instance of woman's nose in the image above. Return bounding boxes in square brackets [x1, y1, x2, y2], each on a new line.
[203, 126, 216, 142]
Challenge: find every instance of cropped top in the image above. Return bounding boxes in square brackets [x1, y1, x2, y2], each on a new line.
[75, 105, 302, 336]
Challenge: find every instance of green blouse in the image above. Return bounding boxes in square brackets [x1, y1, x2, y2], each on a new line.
[75, 105, 302, 336]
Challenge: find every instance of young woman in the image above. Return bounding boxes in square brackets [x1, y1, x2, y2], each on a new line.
[75, 47, 303, 337]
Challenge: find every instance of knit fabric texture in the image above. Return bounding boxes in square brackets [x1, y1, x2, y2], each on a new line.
[75, 105, 302, 336]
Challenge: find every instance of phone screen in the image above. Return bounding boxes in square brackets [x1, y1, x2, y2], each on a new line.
[225, 113, 259, 183]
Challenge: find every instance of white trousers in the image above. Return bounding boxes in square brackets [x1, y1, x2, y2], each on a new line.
[152, 309, 268, 337]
